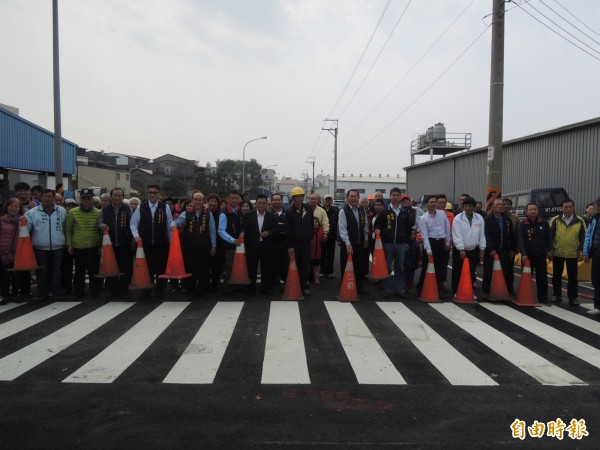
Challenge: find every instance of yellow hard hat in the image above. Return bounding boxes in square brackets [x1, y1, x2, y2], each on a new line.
[290, 187, 305, 197]
[446, 202, 453, 210]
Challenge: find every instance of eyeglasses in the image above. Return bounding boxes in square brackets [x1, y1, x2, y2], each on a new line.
[147, 191, 159, 195]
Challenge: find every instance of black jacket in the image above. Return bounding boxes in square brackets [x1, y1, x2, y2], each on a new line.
[242, 210, 279, 252]
[484, 212, 516, 253]
[286, 204, 314, 248]
[518, 216, 552, 258]
[374, 205, 412, 244]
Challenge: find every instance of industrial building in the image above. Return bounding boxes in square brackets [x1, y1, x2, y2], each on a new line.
[405, 117, 600, 214]
[0, 106, 77, 198]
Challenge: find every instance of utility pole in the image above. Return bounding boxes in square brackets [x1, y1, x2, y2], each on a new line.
[53, 0, 63, 189]
[486, 0, 505, 211]
[323, 119, 338, 199]
[306, 157, 315, 193]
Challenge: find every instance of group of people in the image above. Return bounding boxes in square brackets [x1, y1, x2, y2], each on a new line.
[1, 181, 599, 317]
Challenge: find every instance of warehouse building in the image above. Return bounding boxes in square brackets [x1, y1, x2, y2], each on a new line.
[0, 105, 77, 199]
[405, 117, 600, 213]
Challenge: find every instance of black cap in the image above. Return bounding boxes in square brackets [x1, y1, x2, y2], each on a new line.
[80, 188, 93, 197]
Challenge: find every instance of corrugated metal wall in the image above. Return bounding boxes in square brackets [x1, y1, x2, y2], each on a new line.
[406, 118, 600, 211]
[0, 108, 77, 174]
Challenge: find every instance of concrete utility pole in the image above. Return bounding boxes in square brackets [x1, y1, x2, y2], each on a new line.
[306, 157, 315, 193]
[53, 0, 63, 189]
[486, 0, 505, 211]
[323, 119, 338, 199]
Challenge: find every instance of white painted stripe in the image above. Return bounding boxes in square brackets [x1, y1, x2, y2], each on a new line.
[430, 303, 585, 386]
[0, 302, 134, 381]
[580, 303, 594, 310]
[324, 301, 406, 385]
[539, 305, 600, 336]
[480, 303, 600, 370]
[261, 302, 310, 384]
[377, 302, 497, 386]
[0, 302, 26, 314]
[0, 302, 81, 341]
[64, 302, 189, 383]
[163, 302, 244, 384]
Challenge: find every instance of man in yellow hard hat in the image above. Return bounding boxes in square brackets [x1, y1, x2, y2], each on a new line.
[286, 187, 314, 296]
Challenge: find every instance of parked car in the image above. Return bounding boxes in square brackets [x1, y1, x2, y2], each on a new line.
[502, 187, 570, 221]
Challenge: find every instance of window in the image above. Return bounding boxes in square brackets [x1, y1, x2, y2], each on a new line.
[377, 189, 386, 194]
[126, 174, 130, 181]
[356, 189, 365, 194]
[116, 173, 121, 181]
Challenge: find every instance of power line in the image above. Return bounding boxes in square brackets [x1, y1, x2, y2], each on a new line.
[327, 0, 393, 118]
[342, 0, 477, 144]
[336, 0, 413, 120]
[538, 0, 600, 46]
[515, 2, 600, 61]
[340, 24, 491, 160]
[521, 1, 600, 56]
[550, 0, 600, 36]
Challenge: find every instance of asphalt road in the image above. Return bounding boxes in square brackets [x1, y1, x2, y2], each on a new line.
[0, 263, 599, 449]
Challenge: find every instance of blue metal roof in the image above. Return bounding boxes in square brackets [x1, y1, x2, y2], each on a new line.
[0, 107, 77, 174]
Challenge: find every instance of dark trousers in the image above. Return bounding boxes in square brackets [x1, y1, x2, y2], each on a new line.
[106, 245, 133, 296]
[272, 240, 289, 284]
[482, 249, 514, 295]
[416, 238, 448, 295]
[34, 248, 63, 299]
[210, 246, 225, 291]
[527, 255, 549, 302]
[247, 242, 273, 291]
[61, 247, 74, 293]
[0, 264, 25, 298]
[552, 257, 579, 301]
[321, 237, 337, 276]
[73, 247, 100, 297]
[591, 255, 600, 309]
[451, 248, 480, 294]
[182, 247, 210, 296]
[293, 243, 311, 290]
[222, 247, 236, 286]
[143, 244, 168, 293]
[404, 240, 420, 289]
[340, 243, 366, 292]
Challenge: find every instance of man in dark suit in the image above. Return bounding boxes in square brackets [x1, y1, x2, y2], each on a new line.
[243, 194, 279, 296]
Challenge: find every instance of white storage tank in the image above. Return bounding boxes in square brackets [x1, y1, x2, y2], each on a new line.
[433, 122, 446, 141]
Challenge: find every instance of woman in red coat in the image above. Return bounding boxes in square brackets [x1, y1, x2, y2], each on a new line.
[0, 198, 24, 305]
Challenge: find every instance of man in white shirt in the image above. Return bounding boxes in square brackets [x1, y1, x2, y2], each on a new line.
[416, 195, 451, 297]
[451, 196, 486, 297]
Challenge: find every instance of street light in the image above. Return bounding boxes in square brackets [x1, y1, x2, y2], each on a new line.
[242, 136, 268, 193]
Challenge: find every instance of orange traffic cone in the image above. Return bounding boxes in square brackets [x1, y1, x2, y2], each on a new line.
[489, 254, 511, 301]
[368, 230, 389, 280]
[418, 255, 440, 303]
[512, 259, 541, 307]
[10, 216, 41, 271]
[228, 235, 251, 285]
[96, 228, 123, 278]
[130, 239, 155, 290]
[159, 228, 192, 280]
[337, 254, 359, 302]
[454, 258, 476, 304]
[281, 255, 304, 301]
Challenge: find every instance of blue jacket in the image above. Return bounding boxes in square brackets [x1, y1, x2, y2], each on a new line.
[583, 215, 599, 257]
[25, 204, 67, 251]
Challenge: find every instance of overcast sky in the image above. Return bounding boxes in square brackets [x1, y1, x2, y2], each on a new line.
[2, 0, 599, 181]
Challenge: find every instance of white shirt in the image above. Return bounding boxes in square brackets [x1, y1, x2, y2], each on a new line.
[257, 211, 265, 241]
[419, 209, 451, 253]
[452, 212, 486, 251]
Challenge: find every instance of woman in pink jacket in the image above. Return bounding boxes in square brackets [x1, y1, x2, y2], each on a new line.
[0, 198, 24, 305]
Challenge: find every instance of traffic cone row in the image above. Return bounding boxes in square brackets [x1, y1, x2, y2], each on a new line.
[10, 217, 41, 271]
[96, 228, 122, 278]
[368, 230, 389, 280]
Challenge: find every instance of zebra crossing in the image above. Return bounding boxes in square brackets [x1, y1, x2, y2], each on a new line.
[0, 298, 599, 387]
